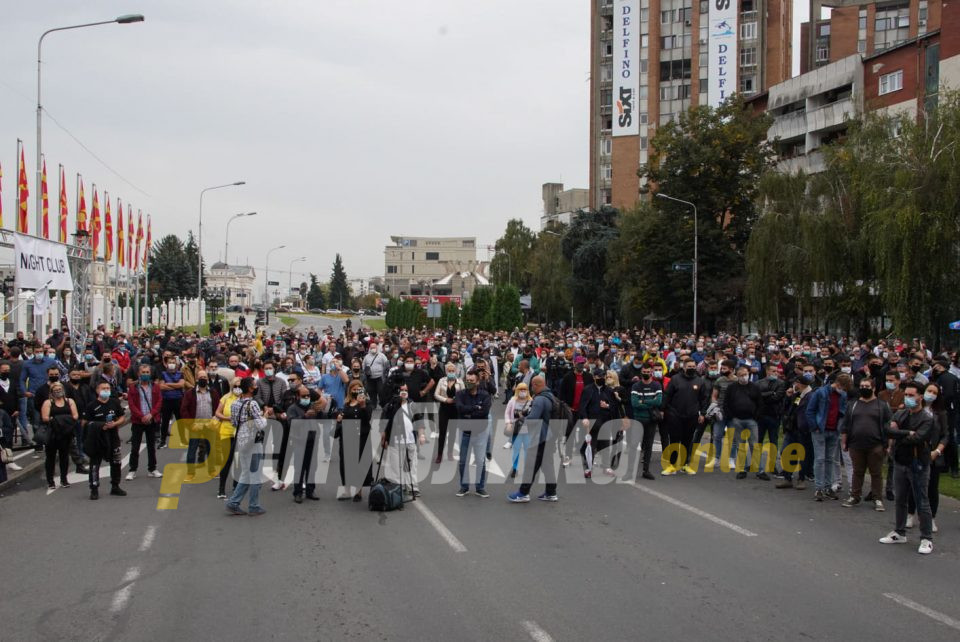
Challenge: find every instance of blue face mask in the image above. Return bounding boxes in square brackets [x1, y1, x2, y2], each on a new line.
[923, 392, 937, 403]
[299, 398, 311, 407]
[904, 396, 918, 409]
[802, 373, 815, 384]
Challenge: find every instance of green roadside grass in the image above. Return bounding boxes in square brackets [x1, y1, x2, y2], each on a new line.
[278, 315, 299, 328]
[361, 318, 387, 331]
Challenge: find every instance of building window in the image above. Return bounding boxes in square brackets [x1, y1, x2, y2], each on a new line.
[742, 0, 755, 10]
[640, 112, 648, 124]
[700, 0, 708, 13]
[679, 8, 692, 23]
[601, 164, 613, 180]
[875, 17, 888, 30]
[425, 252, 439, 261]
[387, 265, 398, 274]
[857, 40, 866, 53]
[819, 24, 830, 36]
[601, 138, 612, 156]
[410, 252, 415, 260]
[661, 9, 673, 23]
[858, 16, 867, 29]
[640, 136, 648, 150]
[660, 59, 692, 81]
[641, 34, 649, 47]
[641, 8, 649, 21]
[601, 91, 613, 106]
[816, 46, 829, 62]
[700, 78, 708, 92]
[740, 46, 757, 67]
[661, 35, 675, 49]
[879, 69, 903, 95]
[740, 21, 757, 40]
[740, 75, 756, 94]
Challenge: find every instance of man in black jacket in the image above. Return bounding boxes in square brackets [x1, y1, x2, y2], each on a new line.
[756, 363, 786, 479]
[663, 358, 709, 475]
[724, 365, 762, 479]
[879, 382, 935, 553]
[454, 370, 492, 497]
[929, 356, 959, 477]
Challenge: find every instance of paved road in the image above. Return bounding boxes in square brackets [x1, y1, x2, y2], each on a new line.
[3, 424, 959, 641]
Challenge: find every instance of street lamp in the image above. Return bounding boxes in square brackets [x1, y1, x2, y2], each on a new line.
[288, 256, 306, 304]
[223, 211, 257, 265]
[37, 14, 144, 234]
[656, 192, 698, 335]
[198, 181, 245, 316]
[264, 245, 286, 325]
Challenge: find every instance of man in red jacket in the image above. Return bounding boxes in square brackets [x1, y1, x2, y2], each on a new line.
[180, 371, 221, 480]
[127, 364, 163, 480]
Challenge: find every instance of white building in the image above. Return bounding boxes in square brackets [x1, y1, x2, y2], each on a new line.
[206, 262, 257, 308]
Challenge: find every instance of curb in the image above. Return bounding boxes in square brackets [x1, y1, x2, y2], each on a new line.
[0, 456, 45, 494]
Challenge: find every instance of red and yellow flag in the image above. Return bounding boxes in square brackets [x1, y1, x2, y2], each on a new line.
[134, 210, 143, 271]
[104, 194, 113, 262]
[90, 188, 101, 259]
[76, 177, 87, 234]
[40, 158, 49, 239]
[58, 165, 68, 242]
[127, 206, 133, 269]
[17, 148, 29, 234]
[143, 216, 151, 268]
[117, 198, 125, 267]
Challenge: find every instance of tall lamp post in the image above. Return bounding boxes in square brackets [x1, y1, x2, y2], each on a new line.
[288, 256, 306, 307]
[37, 14, 144, 234]
[198, 181, 244, 320]
[264, 245, 286, 325]
[656, 192, 698, 335]
[223, 211, 257, 264]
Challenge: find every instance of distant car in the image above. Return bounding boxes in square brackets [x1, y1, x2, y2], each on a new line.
[325, 308, 341, 315]
[226, 305, 242, 312]
[307, 308, 324, 314]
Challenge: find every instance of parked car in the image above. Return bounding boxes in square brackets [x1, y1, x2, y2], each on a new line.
[325, 308, 341, 315]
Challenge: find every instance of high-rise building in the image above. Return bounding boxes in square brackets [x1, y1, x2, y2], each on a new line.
[801, 0, 941, 75]
[589, 0, 793, 211]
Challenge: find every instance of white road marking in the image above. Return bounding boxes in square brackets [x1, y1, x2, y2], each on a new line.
[883, 593, 960, 632]
[110, 566, 141, 614]
[138, 525, 157, 552]
[64, 443, 146, 486]
[412, 501, 468, 553]
[625, 481, 758, 537]
[521, 620, 555, 642]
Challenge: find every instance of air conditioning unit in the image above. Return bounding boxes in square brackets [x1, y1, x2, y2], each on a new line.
[685, 19, 692, 26]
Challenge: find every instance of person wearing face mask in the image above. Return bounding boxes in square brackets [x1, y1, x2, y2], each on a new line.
[33, 365, 69, 410]
[879, 382, 935, 553]
[805, 373, 852, 501]
[662, 358, 709, 475]
[878, 370, 905, 500]
[708, 360, 737, 469]
[180, 351, 201, 389]
[213, 378, 244, 499]
[286, 386, 324, 503]
[83, 381, 128, 500]
[334, 381, 372, 502]
[40, 382, 79, 490]
[626, 362, 663, 481]
[126, 364, 164, 481]
[840, 377, 890, 511]
[928, 356, 959, 479]
[904, 382, 949, 534]
[157, 356, 186, 450]
[205, 359, 229, 398]
[380, 383, 425, 499]
[180, 372, 221, 481]
[574, 364, 604, 479]
[362, 342, 390, 410]
[301, 356, 322, 391]
[723, 366, 763, 480]
[225, 377, 268, 516]
[19, 344, 58, 448]
[433, 362, 464, 464]
[504, 382, 533, 479]
[509, 344, 541, 378]
[454, 371, 492, 497]
[755, 364, 786, 476]
[777, 366, 818, 490]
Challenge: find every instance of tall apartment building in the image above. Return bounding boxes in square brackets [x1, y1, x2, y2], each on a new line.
[589, 0, 793, 211]
[383, 236, 488, 299]
[801, 0, 941, 74]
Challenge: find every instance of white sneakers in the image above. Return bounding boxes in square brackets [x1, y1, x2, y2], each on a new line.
[879, 531, 934, 554]
[126, 471, 137, 480]
[8, 462, 23, 471]
[879, 531, 907, 544]
[502, 441, 512, 449]
[271, 481, 286, 491]
[147, 470, 163, 478]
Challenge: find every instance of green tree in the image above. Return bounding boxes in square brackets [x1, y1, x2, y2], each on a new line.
[464, 286, 494, 330]
[529, 225, 572, 323]
[147, 234, 191, 302]
[328, 253, 351, 310]
[184, 231, 205, 299]
[562, 208, 619, 326]
[490, 219, 536, 291]
[635, 95, 774, 331]
[490, 284, 523, 330]
[306, 273, 326, 309]
[439, 301, 460, 329]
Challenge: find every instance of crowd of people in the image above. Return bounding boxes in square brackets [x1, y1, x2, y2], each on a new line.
[0, 321, 955, 554]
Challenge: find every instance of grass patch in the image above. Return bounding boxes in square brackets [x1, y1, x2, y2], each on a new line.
[940, 473, 960, 501]
[361, 318, 387, 331]
[278, 315, 299, 328]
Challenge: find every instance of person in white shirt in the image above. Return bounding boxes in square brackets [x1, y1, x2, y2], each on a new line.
[379, 383, 424, 498]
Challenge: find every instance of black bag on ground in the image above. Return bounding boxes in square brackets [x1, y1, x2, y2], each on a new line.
[368, 444, 405, 512]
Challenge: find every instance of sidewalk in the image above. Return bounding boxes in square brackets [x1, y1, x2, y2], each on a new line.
[0, 448, 46, 493]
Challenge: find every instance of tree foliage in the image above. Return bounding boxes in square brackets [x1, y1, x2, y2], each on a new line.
[529, 224, 572, 323]
[561, 207, 620, 326]
[385, 298, 425, 329]
[490, 219, 536, 291]
[307, 273, 326, 309]
[147, 234, 196, 302]
[439, 301, 460, 329]
[329, 254, 350, 310]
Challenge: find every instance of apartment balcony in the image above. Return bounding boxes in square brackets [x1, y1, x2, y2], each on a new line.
[600, 0, 614, 16]
[600, 29, 613, 42]
[601, 104, 613, 116]
[768, 109, 807, 141]
[807, 97, 854, 132]
[776, 152, 826, 175]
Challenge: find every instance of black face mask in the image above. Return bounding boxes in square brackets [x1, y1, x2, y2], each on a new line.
[0, 373, 8, 381]
[49, 376, 59, 383]
[859, 387, 874, 397]
[594, 377, 605, 386]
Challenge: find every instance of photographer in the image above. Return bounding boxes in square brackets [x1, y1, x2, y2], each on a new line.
[225, 377, 268, 516]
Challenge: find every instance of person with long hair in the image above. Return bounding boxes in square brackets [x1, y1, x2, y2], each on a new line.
[40, 382, 78, 489]
[504, 382, 533, 480]
[336, 379, 374, 502]
[214, 377, 243, 499]
[224, 377, 267, 516]
[433, 362, 463, 464]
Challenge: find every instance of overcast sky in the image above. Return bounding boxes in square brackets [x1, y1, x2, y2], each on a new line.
[1, 1, 590, 285]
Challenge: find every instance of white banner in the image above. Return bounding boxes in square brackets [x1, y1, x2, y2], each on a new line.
[708, 0, 738, 107]
[613, 0, 639, 137]
[14, 233, 73, 292]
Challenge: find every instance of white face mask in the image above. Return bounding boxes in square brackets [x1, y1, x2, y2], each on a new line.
[399, 390, 409, 399]
[232, 387, 242, 396]
[738, 376, 749, 385]
[518, 391, 528, 400]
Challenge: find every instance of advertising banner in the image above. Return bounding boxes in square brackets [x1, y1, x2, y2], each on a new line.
[708, 0, 738, 107]
[613, 0, 640, 137]
[13, 233, 73, 292]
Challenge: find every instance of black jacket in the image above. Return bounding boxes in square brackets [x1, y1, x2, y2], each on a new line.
[664, 372, 709, 419]
[577, 383, 603, 420]
[887, 408, 935, 465]
[724, 382, 761, 421]
[756, 377, 786, 418]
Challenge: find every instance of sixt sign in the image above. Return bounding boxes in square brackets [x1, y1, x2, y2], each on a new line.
[612, 0, 640, 137]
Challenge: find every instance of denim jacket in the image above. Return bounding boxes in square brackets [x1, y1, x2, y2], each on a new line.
[805, 384, 847, 433]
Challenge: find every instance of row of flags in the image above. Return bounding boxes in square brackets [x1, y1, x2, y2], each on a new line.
[2, 144, 152, 271]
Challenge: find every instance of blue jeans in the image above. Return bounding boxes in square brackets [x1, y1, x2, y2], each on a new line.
[458, 430, 488, 491]
[226, 453, 263, 510]
[511, 432, 530, 472]
[730, 418, 758, 473]
[711, 417, 728, 460]
[812, 430, 840, 491]
[17, 396, 36, 440]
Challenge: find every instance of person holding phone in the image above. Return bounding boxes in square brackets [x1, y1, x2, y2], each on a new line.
[336, 380, 373, 502]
